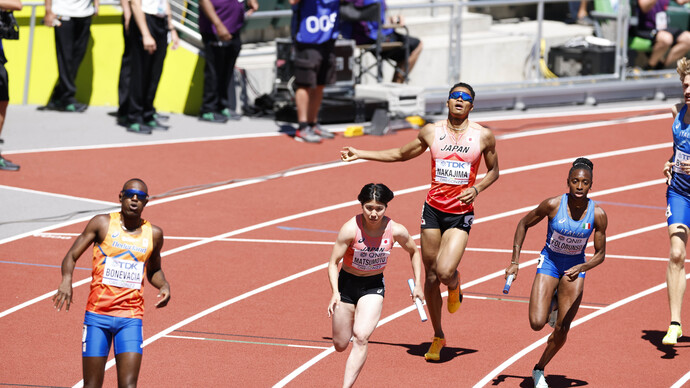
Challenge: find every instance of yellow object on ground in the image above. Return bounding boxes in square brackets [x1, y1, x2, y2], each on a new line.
[405, 115, 425, 127]
[344, 125, 364, 137]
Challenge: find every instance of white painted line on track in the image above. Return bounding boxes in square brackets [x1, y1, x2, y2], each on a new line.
[0, 185, 118, 206]
[3, 131, 283, 155]
[272, 222, 668, 387]
[27, 234, 674, 261]
[72, 262, 331, 388]
[462, 295, 604, 310]
[5, 106, 671, 156]
[479, 104, 671, 122]
[1, 177, 667, 321]
[671, 371, 690, 388]
[472, 273, 690, 388]
[0, 277, 92, 319]
[496, 114, 670, 140]
[0, 159, 367, 246]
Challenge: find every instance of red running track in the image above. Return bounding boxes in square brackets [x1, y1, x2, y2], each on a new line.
[1, 107, 688, 387]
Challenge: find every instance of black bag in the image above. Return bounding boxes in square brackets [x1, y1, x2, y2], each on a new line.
[0, 11, 19, 40]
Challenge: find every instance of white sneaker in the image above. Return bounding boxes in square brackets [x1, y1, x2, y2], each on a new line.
[532, 368, 549, 388]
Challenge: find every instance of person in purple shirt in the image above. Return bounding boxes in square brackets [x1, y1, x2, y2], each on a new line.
[633, 0, 690, 70]
[198, 0, 258, 122]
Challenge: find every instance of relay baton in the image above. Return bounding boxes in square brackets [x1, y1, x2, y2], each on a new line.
[503, 274, 515, 294]
[407, 278, 428, 322]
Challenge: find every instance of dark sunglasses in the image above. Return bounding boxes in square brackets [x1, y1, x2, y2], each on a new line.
[448, 91, 473, 103]
[122, 189, 149, 200]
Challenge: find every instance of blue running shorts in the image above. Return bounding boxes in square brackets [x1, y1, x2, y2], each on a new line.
[666, 188, 690, 227]
[82, 311, 143, 357]
[536, 249, 586, 280]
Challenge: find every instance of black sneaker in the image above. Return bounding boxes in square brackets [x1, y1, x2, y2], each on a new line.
[199, 112, 228, 123]
[294, 127, 322, 143]
[64, 102, 88, 112]
[312, 124, 335, 139]
[221, 108, 242, 121]
[154, 113, 170, 122]
[146, 119, 169, 130]
[126, 122, 153, 134]
[0, 154, 20, 171]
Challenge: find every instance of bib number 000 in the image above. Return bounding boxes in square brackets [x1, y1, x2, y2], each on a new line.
[305, 13, 337, 33]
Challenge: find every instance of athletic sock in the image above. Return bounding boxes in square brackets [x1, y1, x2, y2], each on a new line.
[671, 321, 681, 327]
[298, 122, 308, 130]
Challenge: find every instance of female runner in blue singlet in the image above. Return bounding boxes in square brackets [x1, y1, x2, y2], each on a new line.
[505, 157, 608, 388]
[661, 57, 690, 346]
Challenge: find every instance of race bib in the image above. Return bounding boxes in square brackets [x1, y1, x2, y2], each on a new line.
[102, 257, 144, 289]
[673, 150, 690, 175]
[435, 159, 471, 185]
[351, 249, 390, 271]
[548, 230, 586, 255]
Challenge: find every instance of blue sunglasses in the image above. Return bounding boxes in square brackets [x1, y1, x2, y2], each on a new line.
[122, 189, 149, 200]
[448, 91, 473, 103]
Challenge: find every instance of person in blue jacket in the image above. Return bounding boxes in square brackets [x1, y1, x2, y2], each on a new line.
[289, 0, 339, 143]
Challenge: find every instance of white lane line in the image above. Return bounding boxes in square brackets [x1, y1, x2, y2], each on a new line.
[272, 223, 668, 387]
[671, 371, 690, 388]
[0, 159, 367, 246]
[72, 262, 331, 388]
[5, 108, 669, 156]
[163, 335, 332, 350]
[0, 140, 671, 248]
[1, 178, 667, 320]
[2, 132, 284, 155]
[461, 295, 604, 310]
[497, 114, 670, 140]
[0, 185, 118, 206]
[0, 277, 92, 319]
[472, 273, 690, 388]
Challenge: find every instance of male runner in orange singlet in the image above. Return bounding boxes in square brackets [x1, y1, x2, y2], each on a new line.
[52, 178, 170, 387]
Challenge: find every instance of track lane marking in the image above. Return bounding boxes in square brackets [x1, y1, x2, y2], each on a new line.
[472, 272, 690, 388]
[273, 222, 669, 387]
[0, 174, 666, 319]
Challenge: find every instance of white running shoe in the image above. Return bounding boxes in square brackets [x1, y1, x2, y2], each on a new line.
[532, 368, 549, 388]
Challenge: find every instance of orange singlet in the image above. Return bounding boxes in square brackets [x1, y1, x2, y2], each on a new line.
[85, 212, 153, 319]
[342, 215, 394, 272]
[426, 120, 483, 214]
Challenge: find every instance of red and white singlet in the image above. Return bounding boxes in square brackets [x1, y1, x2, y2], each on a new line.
[342, 215, 395, 272]
[426, 120, 483, 214]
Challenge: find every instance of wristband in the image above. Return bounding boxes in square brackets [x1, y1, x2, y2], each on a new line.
[471, 186, 478, 195]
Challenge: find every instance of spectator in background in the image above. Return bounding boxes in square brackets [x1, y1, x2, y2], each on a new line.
[43, 0, 97, 112]
[289, 0, 339, 143]
[198, 0, 258, 123]
[341, 0, 422, 83]
[634, 0, 690, 70]
[566, 0, 589, 25]
[125, 0, 179, 134]
[0, 0, 22, 171]
[116, 0, 131, 125]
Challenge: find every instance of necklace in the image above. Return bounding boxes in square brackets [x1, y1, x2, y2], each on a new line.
[446, 121, 467, 144]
